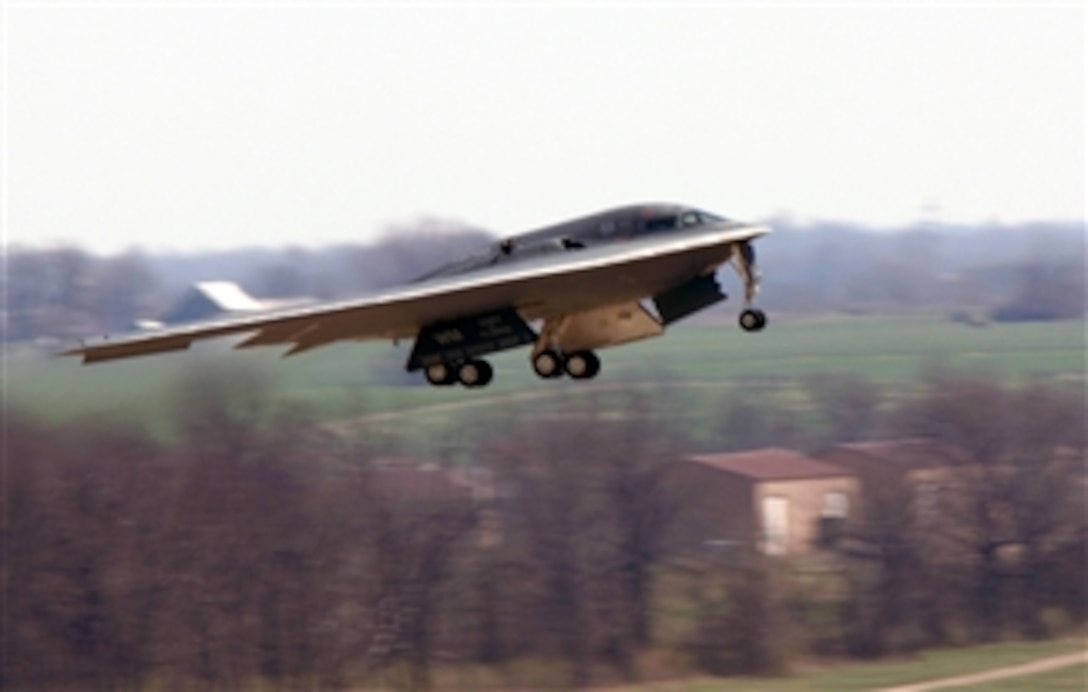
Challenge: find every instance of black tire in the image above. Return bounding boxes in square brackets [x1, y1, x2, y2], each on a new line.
[460, 359, 493, 388]
[424, 362, 456, 386]
[472, 359, 498, 387]
[739, 308, 767, 332]
[532, 349, 564, 379]
[564, 350, 601, 379]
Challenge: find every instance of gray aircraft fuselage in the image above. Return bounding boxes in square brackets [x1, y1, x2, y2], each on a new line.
[413, 203, 736, 282]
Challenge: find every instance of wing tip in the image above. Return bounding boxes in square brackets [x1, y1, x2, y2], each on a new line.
[56, 338, 193, 365]
[56, 341, 90, 361]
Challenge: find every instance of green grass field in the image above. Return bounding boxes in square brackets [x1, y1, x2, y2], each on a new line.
[8, 315, 1084, 430]
[603, 637, 1086, 691]
[958, 661, 1087, 690]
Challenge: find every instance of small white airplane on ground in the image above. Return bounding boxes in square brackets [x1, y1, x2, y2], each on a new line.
[65, 203, 770, 388]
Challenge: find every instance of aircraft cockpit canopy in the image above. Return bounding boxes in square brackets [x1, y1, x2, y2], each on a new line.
[691, 209, 728, 224]
[643, 208, 728, 232]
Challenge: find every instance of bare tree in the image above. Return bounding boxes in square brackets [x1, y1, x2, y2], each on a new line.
[806, 373, 882, 444]
[714, 390, 803, 452]
[355, 478, 477, 690]
[161, 363, 356, 688]
[686, 555, 793, 676]
[491, 425, 606, 687]
[596, 394, 682, 650]
[893, 373, 1087, 641]
[3, 410, 168, 690]
[837, 484, 944, 656]
[487, 394, 682, 685]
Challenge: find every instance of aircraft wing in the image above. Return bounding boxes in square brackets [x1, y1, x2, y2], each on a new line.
[63, 223, 769, 364]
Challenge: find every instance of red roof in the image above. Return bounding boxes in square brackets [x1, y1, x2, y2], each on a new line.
[685, 448, 852, 481]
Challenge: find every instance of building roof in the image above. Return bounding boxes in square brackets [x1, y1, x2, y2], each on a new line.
[684, 448, 853, 481]
[827, 438, 961, 467]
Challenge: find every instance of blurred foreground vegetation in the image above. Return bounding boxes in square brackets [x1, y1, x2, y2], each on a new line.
[3, 362, 1085, 690]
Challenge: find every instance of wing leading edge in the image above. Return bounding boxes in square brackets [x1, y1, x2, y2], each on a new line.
[63, 223, 770, 364]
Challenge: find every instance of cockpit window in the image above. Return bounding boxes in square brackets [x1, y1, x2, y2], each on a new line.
[644, 215, 678, 231]
[697, 210, 728, 223]
[681, 211, 702, 228]
[644, 210, 728, 232]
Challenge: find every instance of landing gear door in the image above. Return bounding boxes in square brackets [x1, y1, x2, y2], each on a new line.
[653, 274, 727, 325]
[406, 308, 536, 371]
[549, 301, 665, 354]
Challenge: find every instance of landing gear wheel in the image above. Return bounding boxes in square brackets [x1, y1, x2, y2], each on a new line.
[564, 350, 601, 380]
[739, 308, 767, 332]
[424, 363, 456, 386]
[532, 349, 564, 379]
[457, 359, 493, 388]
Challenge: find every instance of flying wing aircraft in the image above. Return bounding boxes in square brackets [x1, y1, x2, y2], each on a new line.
[64, 203, 770, 387]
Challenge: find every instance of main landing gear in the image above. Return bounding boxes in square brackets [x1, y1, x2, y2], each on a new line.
[531, 349, 601, 380]
[424, 359, 493, 388]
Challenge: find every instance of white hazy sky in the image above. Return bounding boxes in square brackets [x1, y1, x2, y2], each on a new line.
[5, 2, 1085, 253]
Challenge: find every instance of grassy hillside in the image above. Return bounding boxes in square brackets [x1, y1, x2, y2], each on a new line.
[8, 315, 1084, 429]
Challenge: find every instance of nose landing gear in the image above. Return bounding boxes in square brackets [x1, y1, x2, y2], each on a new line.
[739, 308, 767, 332]
[732, 240, 768, 333]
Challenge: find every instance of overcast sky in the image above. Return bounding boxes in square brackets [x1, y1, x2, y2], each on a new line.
[6, 3, 1084, 253]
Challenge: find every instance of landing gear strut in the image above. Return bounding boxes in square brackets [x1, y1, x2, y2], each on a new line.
[529, 316, 603, 381]
[733, 241, 769, 332]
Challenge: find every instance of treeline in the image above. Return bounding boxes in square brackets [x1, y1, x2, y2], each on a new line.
[3, 219, 1084, 342]
[3, 369, 1085, 690]
[2, 221, 493, 342]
